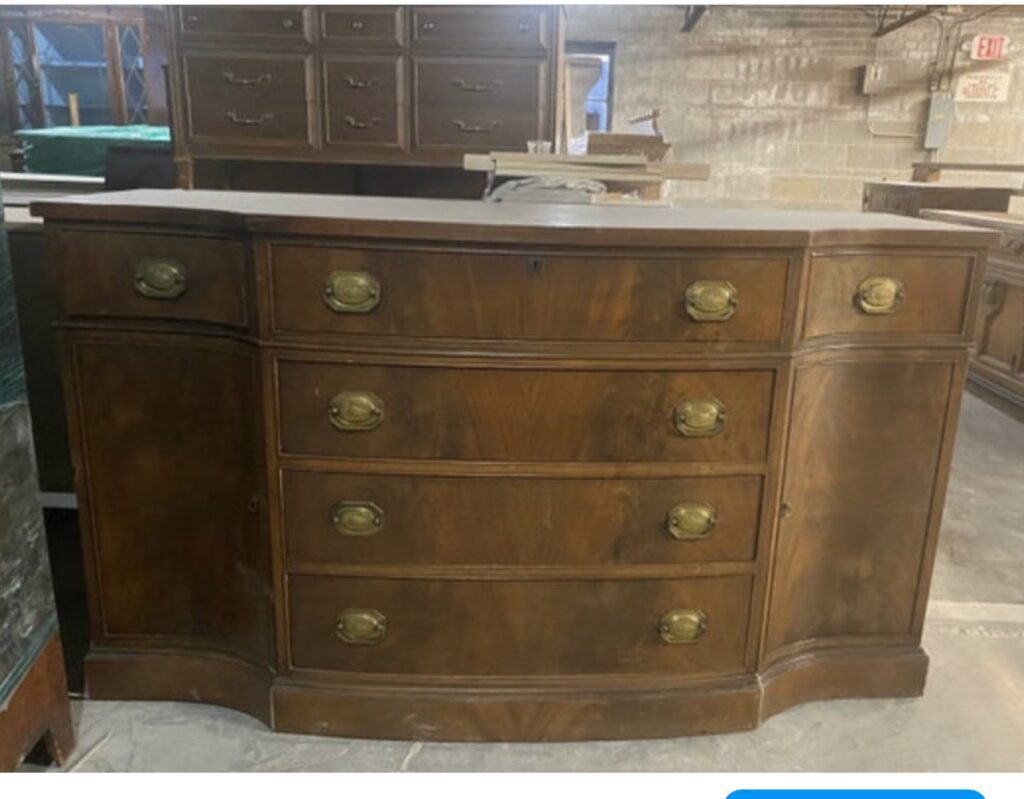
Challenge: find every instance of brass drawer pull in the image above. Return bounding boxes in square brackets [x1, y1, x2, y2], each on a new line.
[345, 75, 379, 89]
[330, 501, 384, 537]
[685, 280, 737, 321]
[226, 110, 274, 126]
[856, 275, 904, 315]
[659, 609, 708, 644]
[329, 391, 384, 431]
[280, 17, 296, 30]
[674, 398, 725, 437]
[452, 119, 502, 134]
[452, 78, 502, 93]
[222, 71, 271, 86]
[344, 115, 382, 130]
[134, 258, 186, 300]
[667, 502, 717, 540]
[324, 270, 380, 313]
[336, 608, 386, 644]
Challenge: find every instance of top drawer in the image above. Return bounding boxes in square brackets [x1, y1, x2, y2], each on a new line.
[268, 245, 789, 343]
[321, 6, 404, 47]
[177, 6, 309, 42]
[411, 7, 549, 51]
[52, 230, 247, 329]
[803, 252, 975, 339]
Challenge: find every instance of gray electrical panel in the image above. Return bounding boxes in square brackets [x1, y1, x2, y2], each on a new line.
[924, 92, 955, 150]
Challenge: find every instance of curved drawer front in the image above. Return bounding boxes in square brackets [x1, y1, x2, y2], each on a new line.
[283, 471, 762, 566]
[53, 230, 247, 328]
[804, 252, 974, 339]
[288, 574, 751, 676]
[269, 245, 788, 342]
[276, 362, 774, 463]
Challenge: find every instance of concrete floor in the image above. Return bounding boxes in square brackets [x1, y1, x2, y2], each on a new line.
[36, 391, 1024, 771]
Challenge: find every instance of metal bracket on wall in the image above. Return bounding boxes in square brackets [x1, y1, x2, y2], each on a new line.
[680, 6, 708, 33]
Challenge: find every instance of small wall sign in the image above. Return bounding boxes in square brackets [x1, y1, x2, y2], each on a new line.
[970, 34, 1010, 61]
[956, 71, 1011, 103]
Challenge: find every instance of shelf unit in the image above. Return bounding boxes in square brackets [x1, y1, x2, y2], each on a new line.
[0, 5, 167, 133]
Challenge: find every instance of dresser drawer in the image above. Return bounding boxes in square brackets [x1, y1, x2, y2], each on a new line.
[413, 58, 545, 149]
[277, 362, 773, 463]
[288, 575, 751, 676]
[803, 252, 975, 339]
[411, 7, 549, 51]
[178, 6, 308, 42]
[321, 6, 404, 47]
[183, 53, 313, 146]
[283, 472, 762, 566]
[268, 245, 788, 342]
[323, 56, 405, 148]
[53, 230, 247, 328]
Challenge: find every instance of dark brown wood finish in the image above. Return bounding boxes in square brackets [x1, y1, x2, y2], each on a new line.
[35, 190, 995, 741]
[269, 245, 789, 343]
[922, 210, 1024, 409]
[166, 5, 563, 186]
[283, 472, 762, 566]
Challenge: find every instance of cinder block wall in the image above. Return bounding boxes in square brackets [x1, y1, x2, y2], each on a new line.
[566, 6, 1024, 209]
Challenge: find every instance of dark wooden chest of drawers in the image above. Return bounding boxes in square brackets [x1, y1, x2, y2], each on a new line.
[34, 191, 995, 741]
[167, 5, 562, 186]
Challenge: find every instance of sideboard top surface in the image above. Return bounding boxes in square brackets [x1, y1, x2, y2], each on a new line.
[32, 189, 998, 249]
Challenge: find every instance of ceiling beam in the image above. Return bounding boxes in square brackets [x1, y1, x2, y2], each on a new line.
[873, 7, 935, 38]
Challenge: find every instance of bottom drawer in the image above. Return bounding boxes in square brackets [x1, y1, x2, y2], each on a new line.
[288, 575, 752, 677]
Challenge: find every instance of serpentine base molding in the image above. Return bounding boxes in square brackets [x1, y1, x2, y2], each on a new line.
[85, 646, 927, 741]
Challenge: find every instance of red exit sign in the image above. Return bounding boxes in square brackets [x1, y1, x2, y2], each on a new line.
[971, 34, 1009, 61]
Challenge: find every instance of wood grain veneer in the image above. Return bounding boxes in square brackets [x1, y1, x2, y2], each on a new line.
[34, 190, 996, 741]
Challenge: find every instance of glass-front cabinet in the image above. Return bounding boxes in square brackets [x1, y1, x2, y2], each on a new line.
[0, 6, 167, 131]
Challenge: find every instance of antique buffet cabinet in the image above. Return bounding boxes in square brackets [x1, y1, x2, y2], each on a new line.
[34, 191, 994, 741]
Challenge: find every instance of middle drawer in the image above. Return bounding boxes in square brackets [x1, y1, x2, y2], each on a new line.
[283, 472, 762, 566]
[276, 361, 774, 463]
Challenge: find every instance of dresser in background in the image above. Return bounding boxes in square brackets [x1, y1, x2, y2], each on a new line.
[924, 209, 1024, 409]
[34, 190, 994, 741]
[167, 5, 562, 189]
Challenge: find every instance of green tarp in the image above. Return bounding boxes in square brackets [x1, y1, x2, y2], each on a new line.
[15, 125, 171, 177]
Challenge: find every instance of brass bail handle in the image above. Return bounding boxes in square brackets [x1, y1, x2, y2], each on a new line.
[336, 608, 387, 644]
[667, 502, 717, 540]
[658, 609, 708, 644]
[856, 275, 905, 315]
[330, 501, 384, 536]
[134, 258, 186, 299]
[685, 280, 737, 321]
[674, 398, 726, 437]
[324, 270, 381, 314]
[328, 391, 385, 432]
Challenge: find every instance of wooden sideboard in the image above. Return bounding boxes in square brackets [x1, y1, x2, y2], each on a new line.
[167, 5, 563, 187]
[924, 209, 1024, 409]
[34, 191, 994, 741]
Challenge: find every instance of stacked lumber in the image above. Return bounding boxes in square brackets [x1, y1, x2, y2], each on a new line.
[463, 151, 710, 205]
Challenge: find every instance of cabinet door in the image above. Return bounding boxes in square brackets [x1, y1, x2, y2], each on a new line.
[68, 337, 273, 664]
[413, 57, 546, 150]
[765, 359, 956, 657]
[323, 55, 406, 150]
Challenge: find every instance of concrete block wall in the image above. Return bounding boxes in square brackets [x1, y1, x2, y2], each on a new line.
[566, 6, 1024, 210]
